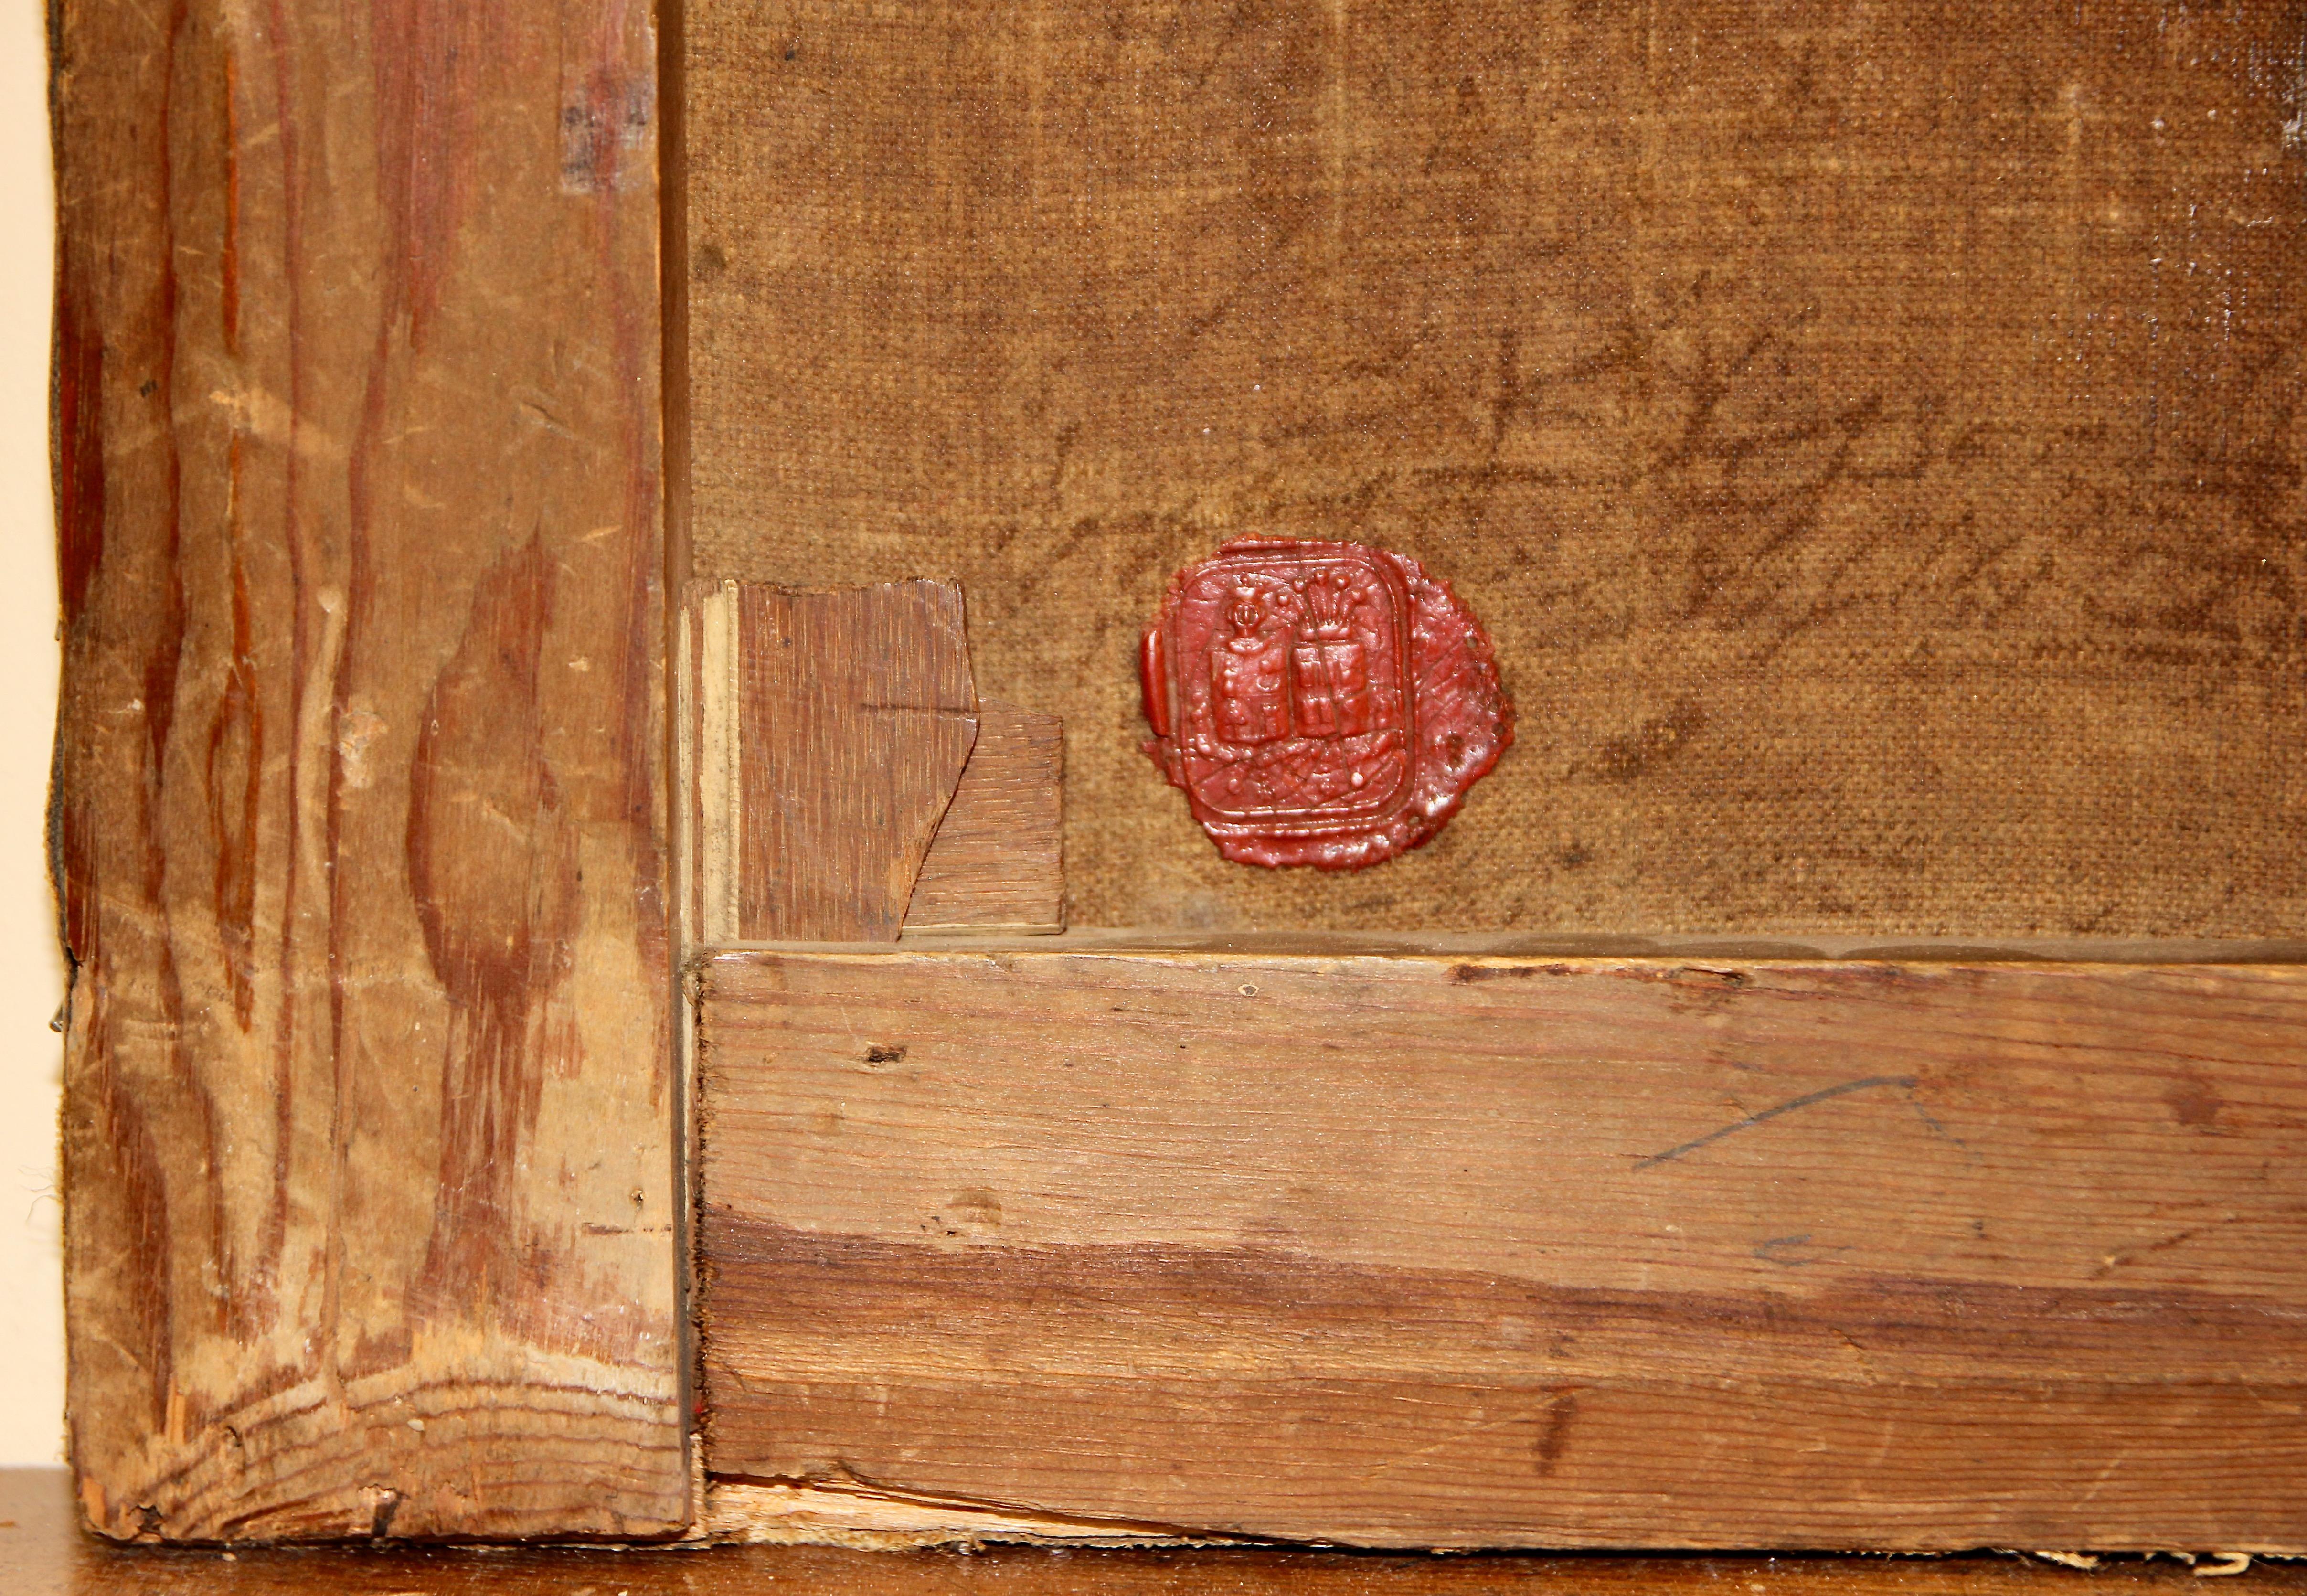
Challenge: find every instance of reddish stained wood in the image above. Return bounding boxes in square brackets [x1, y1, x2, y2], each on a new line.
[53, 0, 682, 1541]
[695, 943, 2307, 1551]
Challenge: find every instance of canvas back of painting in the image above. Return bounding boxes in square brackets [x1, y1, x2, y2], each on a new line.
[685, 0, 2307, 936]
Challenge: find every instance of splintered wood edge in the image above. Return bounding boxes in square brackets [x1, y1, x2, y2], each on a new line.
[695, 1480, 1204, 1549]
[689, 1482, 2297, 1564]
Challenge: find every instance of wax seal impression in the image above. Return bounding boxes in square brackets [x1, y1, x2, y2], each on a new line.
[1140, 538, 1513, 869]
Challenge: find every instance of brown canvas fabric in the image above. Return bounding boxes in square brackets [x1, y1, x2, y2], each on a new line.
[685, 0, 2307, 936]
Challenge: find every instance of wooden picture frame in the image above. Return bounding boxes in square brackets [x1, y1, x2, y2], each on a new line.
[48, 0, 2307, 1559]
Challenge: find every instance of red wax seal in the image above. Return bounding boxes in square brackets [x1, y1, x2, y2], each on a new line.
[1140, 538, 1513, 870]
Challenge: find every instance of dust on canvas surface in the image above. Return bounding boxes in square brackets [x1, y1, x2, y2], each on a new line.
[686, 0, 2307, 936]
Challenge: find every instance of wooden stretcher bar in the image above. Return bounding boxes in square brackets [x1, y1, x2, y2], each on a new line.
[695, 938, 2307, 1551]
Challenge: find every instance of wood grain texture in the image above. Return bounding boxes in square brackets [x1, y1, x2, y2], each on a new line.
[903, 701, 1064, 935]
[679, 579, 978, 943]
[696, 944, 2307, 1551]
[52, 0, 682, 1539]
[6, 1471, 2290, 1593]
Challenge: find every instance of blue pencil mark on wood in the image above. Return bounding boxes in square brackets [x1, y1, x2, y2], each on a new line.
[1635, 1075, 1920, 1170]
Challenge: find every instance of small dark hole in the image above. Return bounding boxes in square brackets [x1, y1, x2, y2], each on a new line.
[864, 1043, 906, 1064]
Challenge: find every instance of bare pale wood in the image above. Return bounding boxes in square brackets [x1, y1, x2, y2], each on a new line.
[696, 944, 2307, 1551]
[903, 701, 1064, 935]
[51, 0, 683, 1539]
[679, 580, 978, 943]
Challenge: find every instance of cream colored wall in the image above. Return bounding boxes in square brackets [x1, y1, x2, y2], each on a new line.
[0, 0, 63, 1468]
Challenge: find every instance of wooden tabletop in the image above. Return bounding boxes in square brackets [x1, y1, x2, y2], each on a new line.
[5, 1470, 2297, 1594]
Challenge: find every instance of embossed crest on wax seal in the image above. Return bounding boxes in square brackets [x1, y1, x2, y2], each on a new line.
[1140, 538, 1513, 870]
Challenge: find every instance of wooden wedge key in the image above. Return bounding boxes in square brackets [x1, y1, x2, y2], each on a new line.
[680, 579, 1064, 944]
[905, 701, 1065, 936]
